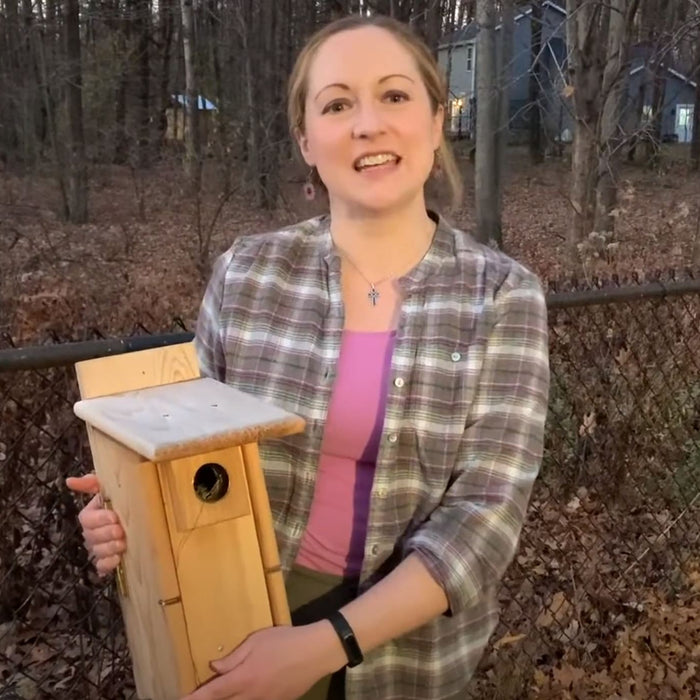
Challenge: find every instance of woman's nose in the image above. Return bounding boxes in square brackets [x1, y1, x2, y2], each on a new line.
[351, 102, 386, 139]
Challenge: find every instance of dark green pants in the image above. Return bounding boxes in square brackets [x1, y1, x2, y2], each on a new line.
[286, 564, 359, 700]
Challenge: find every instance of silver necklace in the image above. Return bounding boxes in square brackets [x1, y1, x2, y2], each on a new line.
[338, 251, 393, 307]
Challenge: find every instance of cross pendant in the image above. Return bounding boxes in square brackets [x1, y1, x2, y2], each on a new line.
[368, 286, 380, 306]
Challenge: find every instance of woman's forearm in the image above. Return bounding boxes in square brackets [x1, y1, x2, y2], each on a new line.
[310, 553, 449, 673]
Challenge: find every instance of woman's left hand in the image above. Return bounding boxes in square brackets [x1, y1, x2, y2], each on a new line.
[181, 623, 343, 700]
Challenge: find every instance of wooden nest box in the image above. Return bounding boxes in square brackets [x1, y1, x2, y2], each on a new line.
[73, 343, 305, 699]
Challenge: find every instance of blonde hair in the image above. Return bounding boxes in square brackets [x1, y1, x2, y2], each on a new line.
[287, 15, 463, 210]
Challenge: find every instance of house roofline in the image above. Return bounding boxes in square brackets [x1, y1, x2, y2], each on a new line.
[629, 63, 698, 89]
[438, 1, 566, 50]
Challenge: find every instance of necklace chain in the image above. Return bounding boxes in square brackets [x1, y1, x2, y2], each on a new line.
[337, 249, 395, 307]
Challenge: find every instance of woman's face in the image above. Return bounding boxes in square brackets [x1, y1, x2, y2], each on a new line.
[298, 26, 443, 216]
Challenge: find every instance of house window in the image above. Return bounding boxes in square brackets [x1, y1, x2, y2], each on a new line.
[676, 104, 694, 143]
[466, 46, 473, 71]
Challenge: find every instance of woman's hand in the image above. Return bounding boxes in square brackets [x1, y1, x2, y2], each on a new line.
[181, 623, 345, 700]
[66, 474, 126, 576]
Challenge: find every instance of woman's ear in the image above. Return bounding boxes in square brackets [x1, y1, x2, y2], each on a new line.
[294, 127, 314, 167]
[432, 104, 445, 150]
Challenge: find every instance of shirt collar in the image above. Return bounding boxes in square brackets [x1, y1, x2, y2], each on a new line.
[319, 210, 456, 286]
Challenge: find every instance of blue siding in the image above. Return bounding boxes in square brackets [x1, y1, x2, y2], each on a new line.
[438, 2, 695, 144]
[623, 68, 696, 142]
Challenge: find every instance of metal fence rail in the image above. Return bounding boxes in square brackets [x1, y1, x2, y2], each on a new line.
[1, 279, 700, 699]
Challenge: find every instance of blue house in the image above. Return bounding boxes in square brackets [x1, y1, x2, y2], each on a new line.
[438, 1, 569, 141]
[623, 49, 697, 143]
[438, 2, 697, 146]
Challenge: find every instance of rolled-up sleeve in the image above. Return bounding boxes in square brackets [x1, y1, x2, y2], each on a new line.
[194, 247, 235, 381]
[404, 268, 550, 615]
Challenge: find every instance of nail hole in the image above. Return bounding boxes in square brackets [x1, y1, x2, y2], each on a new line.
[193, 463, 229, 503]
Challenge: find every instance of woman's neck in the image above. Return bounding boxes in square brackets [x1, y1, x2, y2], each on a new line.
[328, 195, 436, 281]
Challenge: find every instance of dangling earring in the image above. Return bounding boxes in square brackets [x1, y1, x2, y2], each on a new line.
[303, 168, 316, 201]
[431, 150, 442, 178]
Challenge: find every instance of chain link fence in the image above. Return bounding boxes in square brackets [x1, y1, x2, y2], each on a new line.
[1, 279, 700, 698]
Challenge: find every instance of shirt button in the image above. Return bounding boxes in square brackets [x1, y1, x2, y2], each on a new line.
[377, 487, 388, 498]
[370, 544, 379, 556]
[387, 433, 398, 444]
[451, 352, 462, 362]
[394, 377, 405, 388]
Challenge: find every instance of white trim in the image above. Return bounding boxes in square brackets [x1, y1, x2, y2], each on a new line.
[497, 1, 566, 30]
[438, 37, 475, 50]
[439, 1, 566, 49]
[629, 63, 697, 88]
[668, 66, 697, 88]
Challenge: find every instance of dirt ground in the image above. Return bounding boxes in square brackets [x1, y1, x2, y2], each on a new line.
[1, 143, 699, 343]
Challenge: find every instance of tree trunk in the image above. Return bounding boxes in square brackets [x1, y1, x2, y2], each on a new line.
[529, 0, 544, 164]
[35, 23, 69, 216]
[569, 125, 596, 260]
[64, 0, 88, 223]
[2, 0, 21, 164]
[627, 81, 645, 162]
[645, 66, 665, 167]
[209, 0, 230, 191]
[690, 58, 700, 170]
[474, 0, 500, 246]
[565, 0, 606, 264]
[156, 0, 175, 156]
[495, 0, 513, 248]
[135, 0, 151, 167]
[594, 0, 640, 234]
[181, 0, 201, 192]
[113, 7, 129, 165]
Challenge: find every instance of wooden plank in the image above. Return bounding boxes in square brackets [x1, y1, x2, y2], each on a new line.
[241, 443, 291, 626]
[84, 428, 196, 699]
[75, 341, 200, 399]
[157, 448, 274, 684]
[74, 377, 306, 461]
[75, 343, 202, 699]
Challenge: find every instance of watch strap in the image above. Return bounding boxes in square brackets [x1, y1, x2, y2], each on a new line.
[327, 610, 364, 668]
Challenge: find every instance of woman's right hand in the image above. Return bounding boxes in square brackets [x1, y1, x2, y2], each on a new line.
[66, 474, 127, 576]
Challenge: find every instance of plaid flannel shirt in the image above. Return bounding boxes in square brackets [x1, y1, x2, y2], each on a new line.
[194, 213, 550, 700]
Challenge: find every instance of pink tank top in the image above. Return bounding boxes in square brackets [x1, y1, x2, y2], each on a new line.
[295, 329, 395, 576]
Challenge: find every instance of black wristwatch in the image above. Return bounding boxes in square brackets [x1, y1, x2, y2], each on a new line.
[327, 611, 364, 668]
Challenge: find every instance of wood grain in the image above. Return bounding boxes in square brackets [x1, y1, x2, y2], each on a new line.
[83, 428, 196, 699]
[157, 448, 274, 683]
[241, 442, 291, 626]
[74, 376, 306, 461]
[75, 342, 201, 699]
[76, 341, 199, 399]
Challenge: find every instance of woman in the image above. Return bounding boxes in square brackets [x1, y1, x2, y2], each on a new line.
[68, 15, 550, 700]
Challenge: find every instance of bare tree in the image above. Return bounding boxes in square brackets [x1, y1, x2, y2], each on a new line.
[565, 0, 607, 263]
[593, 0, 641, 234]
[474, 0, 500, 246]
[529, 0, 544, 164]
[64, 0, 88, 222]
[180, 0, 201, 192]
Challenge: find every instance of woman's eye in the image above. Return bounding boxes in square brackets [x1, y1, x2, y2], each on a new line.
[323, 101, 349, 114]
[385, 91, 409, 103]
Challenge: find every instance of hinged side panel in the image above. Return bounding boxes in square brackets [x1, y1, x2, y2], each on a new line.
[157, 446, 273, 685]
[75, 342, 201, 699]
[85, 428, 196, 699]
